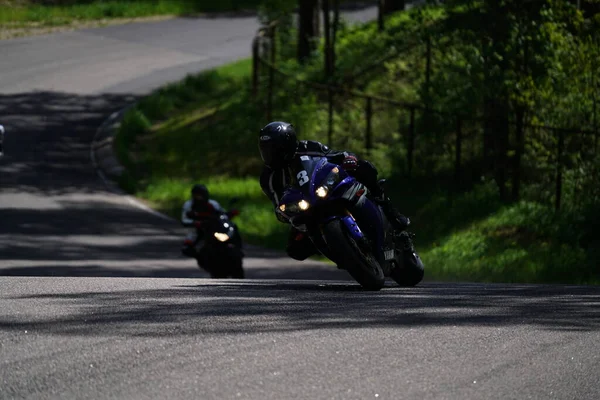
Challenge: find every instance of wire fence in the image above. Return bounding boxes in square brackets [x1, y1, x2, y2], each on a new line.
[251, 22, 598, 211]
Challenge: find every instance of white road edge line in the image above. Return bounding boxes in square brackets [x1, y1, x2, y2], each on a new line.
[90, 108, 177, 224]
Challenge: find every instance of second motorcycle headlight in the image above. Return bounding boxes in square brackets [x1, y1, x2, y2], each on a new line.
[214, 232, 230, 242]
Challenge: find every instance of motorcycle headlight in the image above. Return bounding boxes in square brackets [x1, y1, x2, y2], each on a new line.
[316, 186, 328, 198]
[214, 232, 230, 242]
[298, 199, 310, 210]
[280, 200, 310, 215]
[326, 166, 340, 185]
[316, 167, 341, 198]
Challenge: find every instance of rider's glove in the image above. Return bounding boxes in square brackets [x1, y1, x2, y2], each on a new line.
[341, 155, 358, 171]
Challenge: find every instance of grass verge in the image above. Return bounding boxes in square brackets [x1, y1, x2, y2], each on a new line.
[0, 0, 262, 28]
[113, 58, 291, 250]
[113, 27, 599, 284]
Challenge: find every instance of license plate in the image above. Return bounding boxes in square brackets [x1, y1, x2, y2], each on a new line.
[384, 249, 395, 260]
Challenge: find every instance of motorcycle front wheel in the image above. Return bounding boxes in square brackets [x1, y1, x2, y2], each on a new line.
[321, 219, 385, 291]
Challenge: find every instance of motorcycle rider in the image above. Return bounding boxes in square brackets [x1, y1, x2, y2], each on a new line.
[258, 121, 414, 261]
[181, 184, 226, 258]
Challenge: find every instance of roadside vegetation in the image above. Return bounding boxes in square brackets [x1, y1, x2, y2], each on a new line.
[0, 0, 364, 30]
[114, 0, 600, 284]
[0, 0, 262, 28]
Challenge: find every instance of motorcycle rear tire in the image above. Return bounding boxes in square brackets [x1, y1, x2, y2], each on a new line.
[228, 255, 245, 279]
[390, 251, 424, 287]
[322, 219, 385, 291]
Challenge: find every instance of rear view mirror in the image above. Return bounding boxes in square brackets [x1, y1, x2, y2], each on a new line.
[227, 209, 241, 219]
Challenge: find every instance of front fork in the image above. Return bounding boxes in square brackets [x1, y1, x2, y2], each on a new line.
[310, 213, 382, 267]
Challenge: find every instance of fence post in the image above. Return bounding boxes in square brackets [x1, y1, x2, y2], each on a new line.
[266, 25, 276, 122]
[555, 129, 565, 212]
[252, 36, 259, 98]
[594, 48, 598, 155]
[425, 35, 432, 111]
[377, 0, 384, 32]
[407, 107, 416, 178]
[512, 107, 525, 202]
[327, 87, 334, 147]
[454, 117, 462, 191]
[593, 65, 598, 154]
[365, 97, 373, 152]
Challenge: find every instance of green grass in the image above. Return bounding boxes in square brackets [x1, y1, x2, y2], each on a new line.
[140, 177, 289, 250]
[113, 13, 600, 284]
[421, 200, 593, 284]
[115, 58, 266, 182]
[0, 0, 263, 27]
[113, 58, 290, 250]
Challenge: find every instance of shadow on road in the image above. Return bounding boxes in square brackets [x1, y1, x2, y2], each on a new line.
[0, 91, 138, 195]
[2, 282, 600, 335]
[0, 90, 343, 280]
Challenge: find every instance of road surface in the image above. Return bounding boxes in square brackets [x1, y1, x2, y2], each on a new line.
[1, 6, 600, 400]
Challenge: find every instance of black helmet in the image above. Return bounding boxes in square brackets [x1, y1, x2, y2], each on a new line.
[191, 184, 209, 201]
[258, 121, 298, 168]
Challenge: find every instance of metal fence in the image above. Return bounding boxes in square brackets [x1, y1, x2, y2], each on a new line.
[251, 23, 598, 211]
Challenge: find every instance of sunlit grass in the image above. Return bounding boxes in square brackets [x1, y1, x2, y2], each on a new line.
[0, 0, 262, 27]
[140, 177, 289, 250]
[113, 33, 599, 284]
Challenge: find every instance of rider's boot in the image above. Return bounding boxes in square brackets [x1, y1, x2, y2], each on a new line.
[368, 181, 409, 230]
[369, 180, 415, 251]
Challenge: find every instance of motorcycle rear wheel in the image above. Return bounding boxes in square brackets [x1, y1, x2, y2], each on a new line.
[389, 251, 424, 287]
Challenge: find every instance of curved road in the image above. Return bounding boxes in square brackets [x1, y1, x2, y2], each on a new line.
[1, 8, 600, 400]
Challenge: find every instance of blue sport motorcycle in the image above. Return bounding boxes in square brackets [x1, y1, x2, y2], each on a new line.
[278, 156, 424, 291]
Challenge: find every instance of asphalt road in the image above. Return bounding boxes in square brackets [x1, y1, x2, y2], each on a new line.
[1, 5, 600, 400]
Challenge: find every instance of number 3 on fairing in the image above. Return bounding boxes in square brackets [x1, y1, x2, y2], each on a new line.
[297, 170, 309, 186]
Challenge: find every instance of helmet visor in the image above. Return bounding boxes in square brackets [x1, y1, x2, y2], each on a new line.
[259, 140, 278, 167]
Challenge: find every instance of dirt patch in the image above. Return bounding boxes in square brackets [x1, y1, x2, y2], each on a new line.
[487, 225, 545, 247]
[0, 15, 176, 40]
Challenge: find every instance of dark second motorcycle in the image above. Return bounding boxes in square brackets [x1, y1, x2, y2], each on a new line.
[193, 200, 244, 279]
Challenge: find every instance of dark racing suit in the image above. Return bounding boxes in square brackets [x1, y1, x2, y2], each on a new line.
[259, 140, 408, 261]
[180, 198, 225, 258]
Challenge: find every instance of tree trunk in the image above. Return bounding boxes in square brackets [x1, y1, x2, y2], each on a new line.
[322, 0, 332, 79]
[512, 32, 529, 202]
[482, 0, 511, 201]
[490, 98, 510, 202]
[377, 0, 385, 31]
[298, 0, 319, 63]
[331, 0, 340, 75]
[512, 106, 525, 202]
[314, 0, 320, 37]
[382, 0, 405, 14]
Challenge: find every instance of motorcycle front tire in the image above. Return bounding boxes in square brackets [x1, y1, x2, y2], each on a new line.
[321, 219, 385, 291]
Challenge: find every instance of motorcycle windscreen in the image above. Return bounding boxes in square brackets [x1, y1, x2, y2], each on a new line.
[290, 156, 328, 196]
